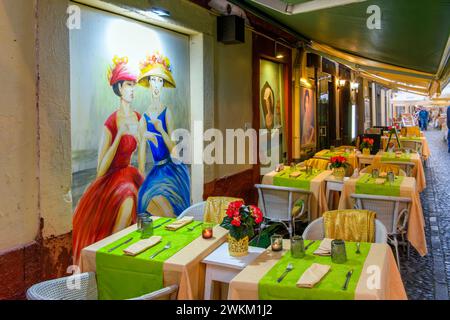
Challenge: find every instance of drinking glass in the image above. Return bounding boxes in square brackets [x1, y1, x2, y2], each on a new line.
[137, 213, 148, 232]
[271, 235, 283, 252]
[331, 239, 347, 264]
[387, 171, 395, 183]
[372, 168, 379, 179]
[140, 214, 154, 239]
[330, 145, 335, 153]
[291, 236, 305, 258]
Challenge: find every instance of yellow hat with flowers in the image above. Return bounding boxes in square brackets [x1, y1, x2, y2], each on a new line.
[138, 51, 176, 88]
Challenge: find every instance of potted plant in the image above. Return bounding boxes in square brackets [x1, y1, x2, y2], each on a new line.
[330, 156, 348, 180]
[360, 138, 374, 155]
[220, 201, 263, 257]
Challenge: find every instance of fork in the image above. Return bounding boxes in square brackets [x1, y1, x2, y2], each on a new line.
[149, 241, 172, 259]
[277, 263, 294, 283]
[342, 269, 354, 290]
[355, 242, 361, 254]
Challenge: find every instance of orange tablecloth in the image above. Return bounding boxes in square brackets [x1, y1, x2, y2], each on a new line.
[228, 240, 407, 300]
[262, 168, 331, 221]
[338, 176, 427, 256]
[80, 221, 228, 299]
[373, 151, 426, 193]
[381, 136, 430, 160]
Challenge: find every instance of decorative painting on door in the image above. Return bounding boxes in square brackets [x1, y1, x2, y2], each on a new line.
[300, 87, 316, 147]
[70, 6, 191, 265]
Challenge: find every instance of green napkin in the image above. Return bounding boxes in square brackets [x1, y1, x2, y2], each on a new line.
[258, 240, 371, 300]
[400, 137, 422, 142]
[273, 168, 322, 190]
[381, 152, 411, 162]
[96, 218, 202, 300]
[355, 173, 404, 196]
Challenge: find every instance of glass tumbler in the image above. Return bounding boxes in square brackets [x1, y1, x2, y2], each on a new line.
[331, 239, 347, 264]
[140, 214, 154, 239]
[137, 213, 147, 232]
[290, 236, 305, 258]
[372, 168, 379, 179]
[271, 235, 283, 252]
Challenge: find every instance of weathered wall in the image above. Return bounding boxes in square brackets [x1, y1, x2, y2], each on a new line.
[0, 0, 257, 299]
[0, 0, 39, 252]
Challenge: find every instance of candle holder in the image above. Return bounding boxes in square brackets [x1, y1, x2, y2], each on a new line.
[202, 223, 214, 239]
[271, 234, 283, 252]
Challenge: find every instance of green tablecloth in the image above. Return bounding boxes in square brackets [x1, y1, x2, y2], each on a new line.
[258, 240, 371, 300]
[400, 137, 422, 142]
[273, 168, 322, 191]
[355, 173, 404, 196]
[319, 151, 351, 159]
[381, 152, 412, 162]
[96, 218, 202, 300]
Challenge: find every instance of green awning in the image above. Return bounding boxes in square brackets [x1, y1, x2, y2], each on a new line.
[238, 0, 450, 94]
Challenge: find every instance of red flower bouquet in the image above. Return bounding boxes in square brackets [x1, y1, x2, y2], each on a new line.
[330, 155, 348, 169]
[360, 138, 374, 150]
[221, 201, 263, 240]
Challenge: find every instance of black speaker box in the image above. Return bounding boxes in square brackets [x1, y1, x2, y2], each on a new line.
[307, 53, 321, 68]
[217, 15, 245, 44]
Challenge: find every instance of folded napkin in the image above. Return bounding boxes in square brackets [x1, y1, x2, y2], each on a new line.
[296, 263, 331, 288]
[123, 236, 162, 256]
[165, 216, 194, 231]
[289, 171, 301, 178]
[313, 238, 332, 256]
[374, 178, 385, 185]
[379, 172, 387, 178]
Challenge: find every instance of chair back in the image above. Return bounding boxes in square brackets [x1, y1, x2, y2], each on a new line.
[302, 217, 387, 243]
[400, 140, 423, 154]
[360, 164, 406, 176]
[381, 161, 415, 177]
[128, 285, 179, 300]
[305, 158, 330, 170]
[177, 202, 206, 221]
[350, 194, 411, 235]
[255, 184, 312, 222]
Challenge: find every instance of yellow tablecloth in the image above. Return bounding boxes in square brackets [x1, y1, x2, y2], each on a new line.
[262, 168, 331, 221]
[80, 219, 228, 299]
[381, 136, 430, 160]
[228, 240, 407, 300]
[338, 176, 427, 256]
[372, 151, 426, 193]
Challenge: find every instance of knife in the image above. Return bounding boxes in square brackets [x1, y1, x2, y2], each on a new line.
[107, 237, 133, 253]
[153, 219, 172, 229]
[304, 240, 316, 251]
[342, 269, 353, 290]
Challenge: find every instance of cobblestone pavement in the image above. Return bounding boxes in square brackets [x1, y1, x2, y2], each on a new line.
[400, 129, 449, 300]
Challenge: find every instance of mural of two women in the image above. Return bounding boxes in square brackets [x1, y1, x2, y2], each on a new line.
[72, 53, 191, 265]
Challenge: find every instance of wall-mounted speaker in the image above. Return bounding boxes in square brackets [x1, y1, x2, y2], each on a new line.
[306, 53, 321, 68]
[217, 15, 245, 44]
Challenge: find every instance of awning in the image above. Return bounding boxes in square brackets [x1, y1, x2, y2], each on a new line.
[236, 0, 450, 96]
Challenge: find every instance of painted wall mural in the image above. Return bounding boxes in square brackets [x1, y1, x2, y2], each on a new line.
[259, 59, 285, 172]
[300, 87, 316, 147]
[70, 6, 191, 264]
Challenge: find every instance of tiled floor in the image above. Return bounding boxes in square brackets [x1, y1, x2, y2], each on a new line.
[400, 129, 449, 300]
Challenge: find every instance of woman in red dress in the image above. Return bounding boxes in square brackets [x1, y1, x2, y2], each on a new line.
[72, 57, 144, 265]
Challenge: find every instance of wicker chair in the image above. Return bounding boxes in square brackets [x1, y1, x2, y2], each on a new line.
[26, 272, 179, 300]
[302, 217, 388, 244]
[350, 193, 412, 269]
[360, 164, 406, 176]
[177, 201, 206, 221]
[255, 184, 312, 237]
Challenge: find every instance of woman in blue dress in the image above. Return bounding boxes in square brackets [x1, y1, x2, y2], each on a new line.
[136, 52, 190, 217]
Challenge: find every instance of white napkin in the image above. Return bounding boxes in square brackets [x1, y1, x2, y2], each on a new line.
[123, 236, 162, 256]
[296, 263, 331, 288]
[313, 238, 333, 256]
[165, 216, 194, 231]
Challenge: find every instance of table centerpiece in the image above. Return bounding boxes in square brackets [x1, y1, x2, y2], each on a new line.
[330, 155, 348, 180]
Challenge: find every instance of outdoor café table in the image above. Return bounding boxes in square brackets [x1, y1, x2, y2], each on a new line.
[314, 149, 358, 169]
[337, 174, 427, 256]
[79, 218, 228, 300]
[381, 136, 431, 160]
[262, 167, 331, 221]
[228, 240, 407, 300]
[372, 151, 426, 193]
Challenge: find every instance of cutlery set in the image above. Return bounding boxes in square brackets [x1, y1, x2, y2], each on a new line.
[275, 240, 357, 290]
